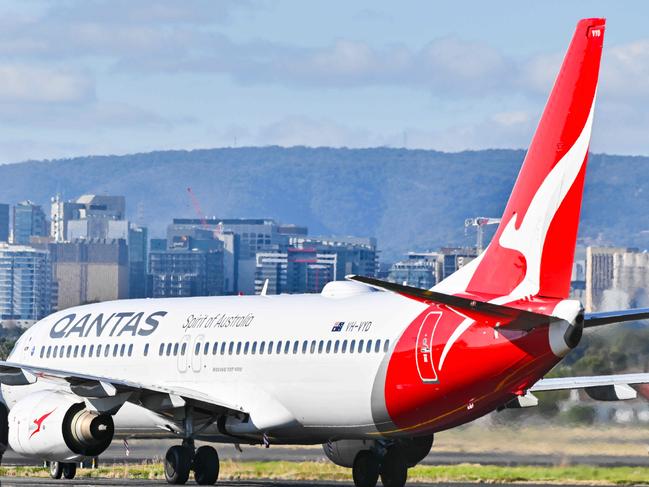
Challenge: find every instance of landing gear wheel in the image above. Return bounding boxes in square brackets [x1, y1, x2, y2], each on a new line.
[353, 450, 380, 487]
[62, 462, 77, 480]
[193, 445, 219, 485]
[380, 450, 408, 487]
[49, 461, 62, 479]
[165, 445, 193, 485]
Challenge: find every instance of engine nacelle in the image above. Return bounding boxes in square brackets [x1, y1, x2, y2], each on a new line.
[323, 435, 434, 468]
[8, 390, 114, 462]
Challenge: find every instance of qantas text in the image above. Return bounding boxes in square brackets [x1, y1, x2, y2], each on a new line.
[49, 311, 168, 339]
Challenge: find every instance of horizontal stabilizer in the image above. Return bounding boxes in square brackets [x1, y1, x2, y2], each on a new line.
[584, 308, 649, 328]
[346, 275, 561, 331]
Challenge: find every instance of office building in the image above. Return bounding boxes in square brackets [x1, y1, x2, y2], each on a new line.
[387, 252, 439, 289]
[128, 224, 148, 299]
[13, 201, 48, 245]
[52, 194, 126, 241]
[585, 246, 649, 312]
[438, 247, 477, 281]
[50, 239, 129, 310]
[0, 244, 53, 325]
[254, 236, 377, 295]
[148, 246, 224, 298]
[0, 204, 9, 242]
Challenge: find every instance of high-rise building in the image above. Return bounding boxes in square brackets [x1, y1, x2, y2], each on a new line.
[13, 201, 48, 245]
[128, 224, 148, 299]
[585, 246, 649, 312]
[0, 244, 53, 325]
[52, 194, 126, 242]
[438, 247, 477, 281]
[49, 239, 129, 310]
[254, 236, 377, 295]
[148, 246, 224, 298]
[0, 204, 9, 242]
[387, 252, 439, 289]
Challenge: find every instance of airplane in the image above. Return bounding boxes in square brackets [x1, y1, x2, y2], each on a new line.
[0, 15, 648, 487]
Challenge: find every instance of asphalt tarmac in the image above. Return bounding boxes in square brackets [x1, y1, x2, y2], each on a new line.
[0, 481, 613, 487]
[2, 439, 649, 468]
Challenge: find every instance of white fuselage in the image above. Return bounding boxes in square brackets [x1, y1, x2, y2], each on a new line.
[3, 284, 427, 444]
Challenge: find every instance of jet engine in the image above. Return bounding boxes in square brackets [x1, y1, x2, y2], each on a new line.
[323, 435, 433, 468]
[8, 390, 114, 462]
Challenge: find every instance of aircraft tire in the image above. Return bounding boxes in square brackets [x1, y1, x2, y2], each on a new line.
[165, 445, 192, 485]
[380, 449, 408, 487]
[353, 450, 380, 487]
[49, 461, 63, 479]
[193, 445, 219, 485]
[62, 462, 77, 480]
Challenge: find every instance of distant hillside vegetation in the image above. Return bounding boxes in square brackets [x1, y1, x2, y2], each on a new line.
[1, 147, 647, 261]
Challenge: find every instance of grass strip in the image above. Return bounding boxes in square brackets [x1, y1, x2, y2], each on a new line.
[1, 461, 649, 484]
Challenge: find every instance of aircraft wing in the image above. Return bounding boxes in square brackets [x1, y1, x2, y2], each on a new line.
[0, 360, 245, 415]
[530, 373, 649, 401]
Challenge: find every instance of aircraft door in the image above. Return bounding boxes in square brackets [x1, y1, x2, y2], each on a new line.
[191, 334, 204, 373]
[177, 335, 191, 373]
[416, 312, 441, 383]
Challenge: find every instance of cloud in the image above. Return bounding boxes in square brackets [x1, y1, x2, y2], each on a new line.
[0, 64, 93, 103]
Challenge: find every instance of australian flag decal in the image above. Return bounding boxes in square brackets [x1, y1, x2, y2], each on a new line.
[331, 321, 345, 332]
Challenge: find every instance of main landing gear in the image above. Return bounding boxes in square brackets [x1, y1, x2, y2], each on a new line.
[164, 406, 220, 485]
[352, 448, 409, 487]
[48, 461, 77, 480]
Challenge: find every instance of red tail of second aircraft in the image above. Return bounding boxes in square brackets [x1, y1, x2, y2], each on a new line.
[435, 18, 605, 304]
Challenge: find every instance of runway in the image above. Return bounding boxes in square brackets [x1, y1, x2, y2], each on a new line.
[2, 439, 648, 468]
[0, 481, 608, 487]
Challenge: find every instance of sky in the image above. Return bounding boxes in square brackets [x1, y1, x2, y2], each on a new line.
[1, 0, 649, 163]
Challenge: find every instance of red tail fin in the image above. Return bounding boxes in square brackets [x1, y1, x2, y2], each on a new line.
[435, 18, 605, 302]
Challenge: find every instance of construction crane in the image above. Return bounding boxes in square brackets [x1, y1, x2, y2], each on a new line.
[464, 217, 501, 254]
[186, 187, 222, 237]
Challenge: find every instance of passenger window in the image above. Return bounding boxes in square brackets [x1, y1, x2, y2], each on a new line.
[46, 346, 51, 358]
[173, 343, 179, 356]
[204, 342, 210, 355]
[342, 340, 348, 353]
[326, 340, 332, 353]
[384, 340, 390, 352]
[159, 343, 164, 355]
[276, 340, 282, 354]
[66, 346, 72, 358]
[89, 344, 94, 356]
[105, 345, 110, 357]
[236, 342, 242, 355]
[244, 342, 250, 355]
[113, 345, 118, 357]
[251, 342, 257, 355]
[358, 339, 364, 353]
[194, 343, 201, 355]
[40, 347, 44, 359]
[268, 341, 274, 354]
[220, 342, 226, 355]
[212, 342, 218, 355]
[302, 341, 308, 353]
[53, 345, 58, 357]
[144, 344, 149, 357]
[334, 340, 340, 353]
[74, 345, 79, 357]
[310, 340, 316, 354]
[350, 340, 356, 353]
[375, 340, 381, 353]
[81, 345, 86, 357]
[318, 340, 324, 354]
[284, 341, 290, 354]
[164, 343, 170, 356]
[366, 340, 372, 353]
[260, 341, 266, 354]
[128, 344, 133, 357]
[181, 343, 187, 355]
[292, 341, 299, 354]
[96, 344, 101, 357]
[228, 342, 234, 355]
